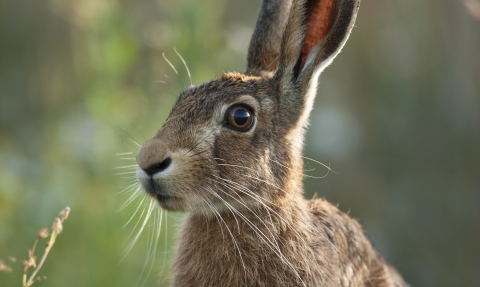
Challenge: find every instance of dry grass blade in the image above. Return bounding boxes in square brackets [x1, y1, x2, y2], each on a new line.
[22, 207, 71, 287]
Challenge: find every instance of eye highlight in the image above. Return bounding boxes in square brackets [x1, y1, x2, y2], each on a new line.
[224, 104, 255, 131]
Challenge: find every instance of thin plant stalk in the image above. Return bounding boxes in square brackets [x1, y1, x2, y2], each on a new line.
[23, 228, 58, 286]
[22, 207, 70, 287]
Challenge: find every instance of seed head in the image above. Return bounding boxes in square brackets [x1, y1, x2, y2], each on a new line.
[59, 206, 71, 222]
[23, 251, 36, 272]
[52, 218, 63, 233]
[0, 260, 13, 273]
[38, 228, 49, 239]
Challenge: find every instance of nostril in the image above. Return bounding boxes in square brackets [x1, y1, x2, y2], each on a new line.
[144, 157, 172, 176]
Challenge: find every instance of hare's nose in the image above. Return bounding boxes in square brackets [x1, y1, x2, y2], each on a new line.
[144, 157, 171, 176]
[136, 139, 172, 176]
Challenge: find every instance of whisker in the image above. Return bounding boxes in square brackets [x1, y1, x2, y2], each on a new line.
[156, 210, 172, 286]
[189, 148, 210, 158]
[118, 189, 143, 213]
[113, 171, 137, 176]
[268, 158, 331, 179]
[247, 181, 337, 255]
[119, 177, 141, 185]
[119, 199, 150, 262]
[213, 171, 285, 193]
[163, 209, 168, 271]
[302, 156, 340, 174]
[203, 187, 247, 282]
[210, 178, 300, 247]
[117, 182, 140, 196]
[137, 212, 154, 286]
[136, 207, 162, 287]
[216, 162, 260, 175]
[209, 182, 281, 250]
[162, 53, 179, 75]
[204, 187, 306, 287]
[184, 129, 216, 156]
[198, 195, 227, 257]
[113, 164, 138, 169]
[130, 122, 147, 142]
[116, 127, 142, 148]
[118, 176, 138, 181]
[124, 200, 156, 258]
[265, 54, 280, 70]
[162, 52, 187, 89]
[121, 194, 146, 230]
[210, 174, 338, 255]
[174, 47, 193, 86]
[209, 174, 284, 209]
[129, 139, 142, 148]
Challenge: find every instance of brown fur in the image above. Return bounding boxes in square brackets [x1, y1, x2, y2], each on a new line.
[247, 0, 292, 74]
[134, 0, 409, 286]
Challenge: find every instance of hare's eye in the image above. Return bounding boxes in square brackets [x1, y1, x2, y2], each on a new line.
[224, 104, 255, 132]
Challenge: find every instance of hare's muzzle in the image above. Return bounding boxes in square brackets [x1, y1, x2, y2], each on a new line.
[135, 139, 172, 196]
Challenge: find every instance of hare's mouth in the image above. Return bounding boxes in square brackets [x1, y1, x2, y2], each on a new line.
[155, 193, 173, 203]
[142, 179, 169, 198]
[143, 182, 180, 208]
[135, 166, 182, 209]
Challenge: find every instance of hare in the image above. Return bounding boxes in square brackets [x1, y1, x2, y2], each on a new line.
[135, 0, 408, 286]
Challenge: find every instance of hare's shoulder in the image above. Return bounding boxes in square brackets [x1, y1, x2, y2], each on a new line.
[308, 197, 365, 235]
[308, 198, 408, 287]
[308, 197, 371, 261]
[308, 198, 377, 280]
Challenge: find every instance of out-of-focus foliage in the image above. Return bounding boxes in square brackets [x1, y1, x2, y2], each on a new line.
[0, 0, 478, 286]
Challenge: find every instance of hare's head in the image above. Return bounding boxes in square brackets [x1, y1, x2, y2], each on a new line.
[135, 0, 360, 212]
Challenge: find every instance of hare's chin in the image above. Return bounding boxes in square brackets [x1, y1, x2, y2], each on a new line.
[139, 180, 175, 204]
[144, 185, 183, 211]
[136, 166, 178, 207]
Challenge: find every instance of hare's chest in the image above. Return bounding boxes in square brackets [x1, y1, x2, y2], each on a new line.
[170, 215, 309, 287]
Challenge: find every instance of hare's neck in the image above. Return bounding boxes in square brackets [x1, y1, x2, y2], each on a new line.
[281, 128, 306, 195]
[172, 193, 315, 286]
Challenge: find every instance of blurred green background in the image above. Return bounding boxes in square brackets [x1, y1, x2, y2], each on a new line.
[1, 0, 479, 286]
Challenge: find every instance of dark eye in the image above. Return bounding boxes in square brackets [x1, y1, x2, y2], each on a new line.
[224, 104, 255, 131]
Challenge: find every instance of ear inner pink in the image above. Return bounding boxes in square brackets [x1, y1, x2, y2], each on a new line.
[300, 0, 336, 68]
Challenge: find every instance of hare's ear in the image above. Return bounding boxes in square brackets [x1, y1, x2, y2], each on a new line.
[275, 0, 360, 124]
[246, 0, 293, 75]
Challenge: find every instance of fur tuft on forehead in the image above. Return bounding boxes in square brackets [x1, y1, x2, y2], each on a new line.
[221, 72, 262, 83]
